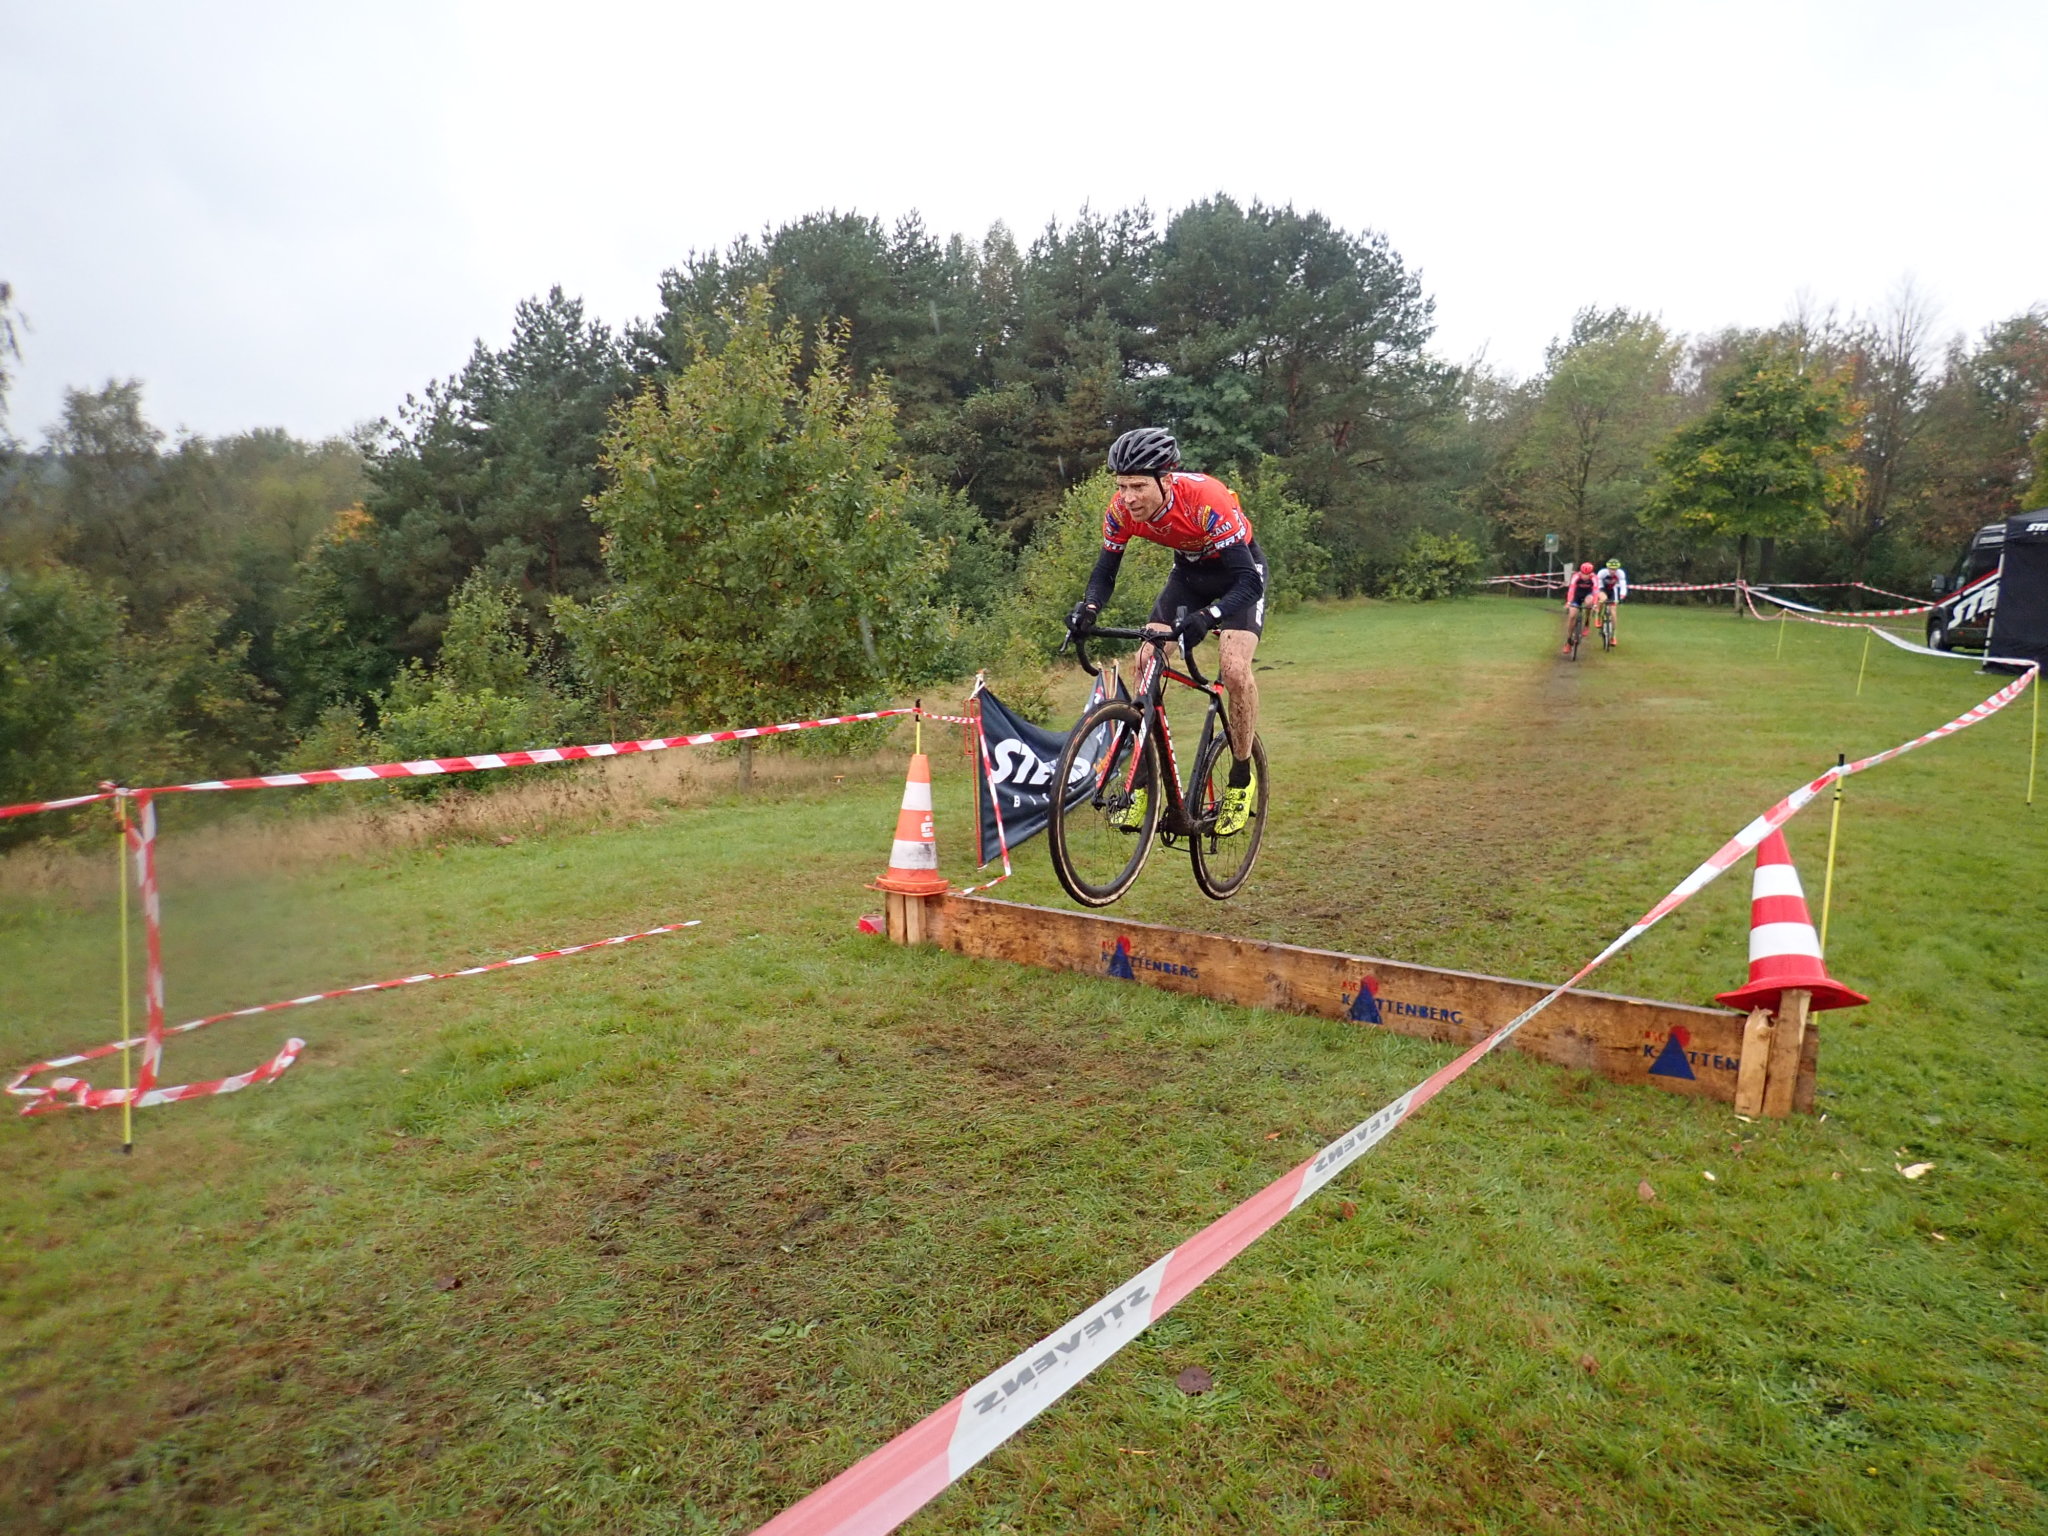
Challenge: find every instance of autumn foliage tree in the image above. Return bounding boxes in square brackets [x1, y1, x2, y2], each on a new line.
[1492, 308, 1681, 564]
[1642, 344, 1862, 582]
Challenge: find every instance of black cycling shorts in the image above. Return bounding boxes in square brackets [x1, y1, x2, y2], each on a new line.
[1148, 540, 1267, 638]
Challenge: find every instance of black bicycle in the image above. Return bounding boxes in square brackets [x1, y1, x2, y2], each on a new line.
[1047, 620, 1269, 907]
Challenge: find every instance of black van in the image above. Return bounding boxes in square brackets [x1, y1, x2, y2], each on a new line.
[1927, 522, 2004, 650]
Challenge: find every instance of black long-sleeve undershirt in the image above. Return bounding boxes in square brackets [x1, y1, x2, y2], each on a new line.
[1081, 547, 1124, 613]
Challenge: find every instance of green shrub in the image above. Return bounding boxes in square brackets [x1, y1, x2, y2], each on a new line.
[370, 577, 591, 792]
[1382, 530, 1482, 601]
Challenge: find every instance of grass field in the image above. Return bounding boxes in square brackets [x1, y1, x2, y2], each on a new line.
[2, 595, 2044, 1535]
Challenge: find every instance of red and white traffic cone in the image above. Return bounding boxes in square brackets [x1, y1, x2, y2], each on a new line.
[1718, 829, 1866, 1118]
[871, 753, 949, 898]
[1715, 829, 1868, 1014]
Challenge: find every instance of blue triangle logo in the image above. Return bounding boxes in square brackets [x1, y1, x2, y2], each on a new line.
[1347, 978, 1382, 1024]
[1648, 1030, 1696, 1080]
[1107, 939, 1135, 980]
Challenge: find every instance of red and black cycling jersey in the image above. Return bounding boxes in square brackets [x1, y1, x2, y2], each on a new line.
[1564, 572, 1602, 606]
[1101, 473, 1254, 559]
[1082, 472, 1265, 622]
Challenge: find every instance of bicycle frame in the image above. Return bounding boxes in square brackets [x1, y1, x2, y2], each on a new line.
[1071, 625, 1230, 840]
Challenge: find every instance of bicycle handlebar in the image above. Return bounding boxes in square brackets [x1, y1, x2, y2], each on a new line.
[1063, 616, 1210, 688]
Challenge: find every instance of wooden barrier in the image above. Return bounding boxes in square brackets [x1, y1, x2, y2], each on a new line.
[887, 893, 1815, 1115]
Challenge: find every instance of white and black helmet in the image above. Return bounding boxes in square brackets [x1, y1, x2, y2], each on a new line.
[1107, 427, 1180, 476]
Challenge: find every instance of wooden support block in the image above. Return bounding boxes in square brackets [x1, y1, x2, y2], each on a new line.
[1793, 1022, 1820, 1116]
[1733, 1007, 1774, 1117]
[1760, 988, 1812, 1119]
[908, 894, 1811, 1110]
[884, 890, 936, 946]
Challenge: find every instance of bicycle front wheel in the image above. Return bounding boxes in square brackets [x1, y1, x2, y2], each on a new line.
[1601, 612, 1615, 650]
[1048, 701, 1159, 908]
[1189, 732, 1268, 901]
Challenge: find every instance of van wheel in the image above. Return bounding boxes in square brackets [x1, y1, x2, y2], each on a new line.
[1927, 618, 1949, 652]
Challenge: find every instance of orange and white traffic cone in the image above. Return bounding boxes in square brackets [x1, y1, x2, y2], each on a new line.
[870, 753, 950, 897]
[1718, 829, 1866, 1118]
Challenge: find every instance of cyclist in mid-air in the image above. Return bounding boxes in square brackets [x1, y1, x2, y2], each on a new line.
[1561, 561, 1601, 654]
[1595, 558, 1629, 645]
[1066, 428, 1268, 835]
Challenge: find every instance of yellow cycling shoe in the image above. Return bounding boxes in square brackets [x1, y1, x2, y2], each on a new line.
[1215, 764, 1258, 836]
[1108, 787, 1148, 831]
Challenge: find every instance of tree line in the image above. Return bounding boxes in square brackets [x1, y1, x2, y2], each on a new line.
[1, 203, 2043, 827]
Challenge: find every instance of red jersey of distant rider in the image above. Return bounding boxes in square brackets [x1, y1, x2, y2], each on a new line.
[1102, 472, 1254, 559]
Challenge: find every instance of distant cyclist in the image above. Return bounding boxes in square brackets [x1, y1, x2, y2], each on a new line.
[1596, 559, 1629, 645]
[1066, 428, 1268, 835]
[1561, 561, 1601, 654]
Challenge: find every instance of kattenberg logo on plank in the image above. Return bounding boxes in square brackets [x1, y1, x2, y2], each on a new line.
[1095, 940, 1473, 1028]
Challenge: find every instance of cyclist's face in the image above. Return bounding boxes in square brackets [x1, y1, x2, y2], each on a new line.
[1115, 474, 1169, 519]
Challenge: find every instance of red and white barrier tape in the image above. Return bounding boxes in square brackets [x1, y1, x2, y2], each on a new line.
[7, 921, 701, 1115]
[954, 715, 1013, 897]
[1485, 576, 1932, 605]
[753, 660, 2040, 1536]
[1742, 588, 2013, 664]
[0, 709, 922, 821]
[132, 795, 168, 1099]
[1744, 595, 1882, 632]
[1761, 580, 1931, 606]
[1748, 589, 1935, 619]
[0, 789, 122, 819]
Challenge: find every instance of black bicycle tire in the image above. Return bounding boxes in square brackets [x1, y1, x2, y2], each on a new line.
[1188, 732, 1269, 901]
[1048, 701, 1159, 908]
[1601, 612, 1615, 651]
[1568, 613, 1582, 660]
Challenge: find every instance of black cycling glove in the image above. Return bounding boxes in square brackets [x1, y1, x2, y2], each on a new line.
[1176, 605, 1220, 648]
[1067, 601, 1099, 635]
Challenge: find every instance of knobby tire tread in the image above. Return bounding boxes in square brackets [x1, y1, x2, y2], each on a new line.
[1189, 733, 1269, 901]
[1048, 700, 1158, 908]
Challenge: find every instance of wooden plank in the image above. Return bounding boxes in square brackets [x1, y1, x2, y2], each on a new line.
[884, 890, 930, 946]
[1733, 1008, 1773, 1117]
[1793, 1023, 1819, 1116]
[1761, 988, 1812, 1120]
[917, 894, 1817, 1111]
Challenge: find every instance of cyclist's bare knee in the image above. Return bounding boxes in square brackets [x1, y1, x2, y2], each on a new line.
[1218, 633, 1257, 693]
[1218, 631, 1259, 755]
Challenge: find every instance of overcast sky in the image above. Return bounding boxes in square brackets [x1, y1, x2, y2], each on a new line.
[3, 0, 2042, 444]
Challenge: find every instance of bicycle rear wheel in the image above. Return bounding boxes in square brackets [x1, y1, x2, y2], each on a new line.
[1049, 701, 1159, 908]
[1188, 733, 1268, 900]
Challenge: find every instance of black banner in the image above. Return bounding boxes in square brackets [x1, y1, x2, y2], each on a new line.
[976, 678, 1125, 865]
[1988, 510, 2048, 671]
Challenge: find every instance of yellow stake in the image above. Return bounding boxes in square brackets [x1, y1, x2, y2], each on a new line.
[117, 796, 134, 1154]
[1854, 627, 1872, 697]
[1819, 754, 1846, 953]
[1775, 611, 1787, 659]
